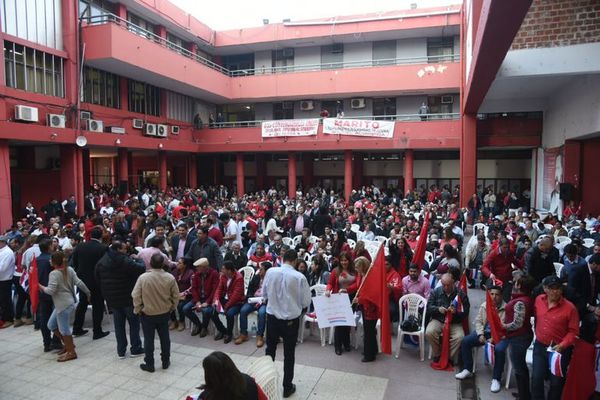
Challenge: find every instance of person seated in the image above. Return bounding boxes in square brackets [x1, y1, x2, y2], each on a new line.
[248, 243, 272, 269]
[183, 258, 219, 337]
[560, 243, 587, 279]
[235, 261, 273, 348]
[455, 283, 508, 393]
[224, 241, 248, 270]
[308, 254, 330, 286]
[402, 263, 431, 299]
[569, 221, 590, 240]
[425, 273, 470, 363]
[169, 257, 194, 331]
[211, 261, 245, 343]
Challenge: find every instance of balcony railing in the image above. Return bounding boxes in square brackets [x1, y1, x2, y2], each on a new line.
[207, 113, 460, 128]
[83, 14, 460, 78]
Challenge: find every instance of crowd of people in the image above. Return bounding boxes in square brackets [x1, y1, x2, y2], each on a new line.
[0, 182, 599, 399]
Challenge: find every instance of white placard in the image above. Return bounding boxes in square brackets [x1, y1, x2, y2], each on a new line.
[322, 118, 395, 138]
[312, 293, 356, 329]
[248, 297, 264, 304]
[261, 118, 319, 137]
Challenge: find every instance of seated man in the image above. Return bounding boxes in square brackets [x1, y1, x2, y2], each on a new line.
[235, 261, 273, 348]
[402, 263, 431, 299]
[183, 258, 219, 337]
[425, 273, 470, 363]
[455, 283, 507, 393]
[211, 261, 245, 343]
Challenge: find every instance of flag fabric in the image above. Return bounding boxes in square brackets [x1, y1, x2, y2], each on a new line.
[562, 338, 596, 400]
[485, 289, 506, 344]
[29, 256, 39, 317]
[411, 212, 430, 270]
[458, 272, 470, 335]
[547, 347, 563, 378]
[484, 342, 495, 365]
[451, 294, 464, 313]
[356, 245, 392, 354]
[430, 312, 454, 371]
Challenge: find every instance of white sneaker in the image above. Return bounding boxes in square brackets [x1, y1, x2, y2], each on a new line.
[490, 379, 501, 393]
[455, 369, 473, 380]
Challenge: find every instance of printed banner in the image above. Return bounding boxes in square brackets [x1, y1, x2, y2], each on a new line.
[312, 293, 356, 329]
[261, 118, 319, 137]
[323, 118, 395, 138]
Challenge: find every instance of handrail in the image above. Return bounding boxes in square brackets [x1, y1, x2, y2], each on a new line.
[208, 113, 460, 128]
[82, 14, 461, 78]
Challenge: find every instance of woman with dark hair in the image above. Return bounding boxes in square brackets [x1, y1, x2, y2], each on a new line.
[326, 252, 358, 355]
[436, 244, 461, 275]
[439, 227, 459, 250]
[331, 230, 351, 260]
[198, 351, 267, 400]
[169, 257, 193, 331]
[308, 254, 330, 286]
[388, 236, 413, 279]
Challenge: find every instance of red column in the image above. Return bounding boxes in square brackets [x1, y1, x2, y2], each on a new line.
[111, 157, 117, 186]
[115, 3, 127, 19]
[60, 145, 84, 215]
[353, 153, 363, 189]
[303, 155, 314, 189]
[236, 153, 245, 196]
[188, 155, 198, 188]
[0, 140, 13, 232]
[127, 151, 134, 188]
[288, 152, 297, 199]
[61, 0, 78, 106]
[119, 77, 128, 112]
[460, 114, 477, 207]
[81, 149, 91, 193]
[118, 148, 129, 194]
[158, 26, 167, 39]
[404, 149, 414, 196]
[344, 150, 353, 203]
[159, 151, 167, 192]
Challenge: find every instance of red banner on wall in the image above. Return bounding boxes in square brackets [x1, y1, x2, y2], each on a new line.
[543, 147, 563, 211]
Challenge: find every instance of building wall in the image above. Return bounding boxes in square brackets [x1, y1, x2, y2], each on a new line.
[343, 42, 373, 67]
[511, 0, 600, 50]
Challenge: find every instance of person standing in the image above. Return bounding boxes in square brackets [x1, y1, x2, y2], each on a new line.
[132, 253, 179, 373]
[262, 249, 311, 398]
[95, 241, 146, 359]
[71, 227, 109, 339]
[0, 235, 16, 329]
[36, 238, 63, 351]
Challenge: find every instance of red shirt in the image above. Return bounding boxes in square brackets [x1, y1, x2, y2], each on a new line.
[208, 226, 223, 247]
[534, 294, 579, 349]
[481, 247, 522, 284]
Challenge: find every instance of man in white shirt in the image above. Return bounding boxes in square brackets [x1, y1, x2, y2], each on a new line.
[262, 249, 311, 398]
[0, 235, 16, 328]
[220, 213, 240, 250]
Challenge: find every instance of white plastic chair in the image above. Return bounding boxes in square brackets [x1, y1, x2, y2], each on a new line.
[396, 294, 427, 361]
[553, 262, 564, 277]
[247, 356, 281, 400]
[583, 238, 595, 248]
[298, 284, 329, 346]
[282, 237, 295, 249]
[239, 266, 256, 295]
[424, 251, 434, 266]
[473, 345, 514, 389]
[555, 236, 571, 246]
[350, 224, 360, 233]
[292, 235, 302, 248]
[347, 238, 356, 249]
[375, 235, 388, 244]
[473, 223, 487, 235]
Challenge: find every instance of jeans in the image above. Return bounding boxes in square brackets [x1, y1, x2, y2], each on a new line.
[12, 276, 30, 319]
[531, 340, 572, 400]
[460, 332, 508, 380]
[140, 312, 170, 368]
[211, 303, 242, 336]
[507, 334, 532, 376]
[0, 280, 14, 322]
[265, 314, 300, 391]
[170, 300, 187, 322]
[183, 301, 214, 328]
[73, 286, 105, 334]
[239, 303, 267, 336]
[112, 306, 142, 356]
[47, 304, 75, 336]
[38, 299, 60, 347]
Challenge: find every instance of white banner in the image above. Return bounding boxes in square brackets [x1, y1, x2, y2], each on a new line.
[261, 118, 319, 137]
[322, 118, 395, 138]
[312, 293, 356, 329]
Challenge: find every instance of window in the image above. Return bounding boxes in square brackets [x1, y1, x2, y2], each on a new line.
[373, 98, 397, 120]
[272, 48, 294, 72]
[372, 41, 396, 66]
[4, 40, 64, 96]
[222, 53, 254, 72]
[79, 0, 113, 20]
[82, 67, 120, 108]
[427, 95, 455, 117]
[128, 80, 160, 116]
[167, 91, 194, 122]
[273, 102, 293, 120]
[1, 0, 63, 50]
[127, 12, 156, 40]
[321, 44, 343, 70]
[427, 37, 454, 63]
[167, 32, 189, 54]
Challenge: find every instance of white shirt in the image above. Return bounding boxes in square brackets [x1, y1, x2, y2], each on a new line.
[0, 245, 16, 281]
[22, 244, 41, 271]
[262, 263, 311, 320]
[225, 220, 240, 248]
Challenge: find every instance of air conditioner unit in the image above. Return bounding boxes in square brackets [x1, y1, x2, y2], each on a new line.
[171, 126, 180, 135]
[87, 119, 104, 133]
[331, 43, 343, 54]
[144, 123, 157, 136]
[282, 48, 294, 58]
[300, 100, 314, 111]
[441, 95, 454, 104]
[156, 124, 168, 138]
[47, 114, 66, 128]
[80, 111, 92, 120]
[351, 98, 366, 109]
[282, 101, 294, 110]
[15, 105, 39, 122]
[109, 126, 126, 134]
[132, 119, 144, 129]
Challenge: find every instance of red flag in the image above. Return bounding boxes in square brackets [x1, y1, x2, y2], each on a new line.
[561, 338, 596, 400]
[431, 312, 454, 371]
[412, 212, 430, 271]
[459, 273, 470, 335]
[485, 289, 506, 344]
[357, 245, 392, 354]
[29, 256, 39, 317]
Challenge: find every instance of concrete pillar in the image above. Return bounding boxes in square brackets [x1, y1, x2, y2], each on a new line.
[460, 114, 477, 207]
[344, 150, 353, 203]
[404, 149, 414, 196]
[61, 0, 78, 106]
[288, 152, 297, 199]
[236, 153, 245, 196]
[115, 3, 127, 19]
[0, 141, 13, 232]
[81, 149, 91, 192]
[60, 145, 84, 216]
[159, 151, 167, 192]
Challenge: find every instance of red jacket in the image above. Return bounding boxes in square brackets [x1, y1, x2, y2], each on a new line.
[208, 226, 224, 247]
[213, 271, 245, 310]
[326, 268, 359, 295]
[386, 269, 402, 302]
[481, 247, 523, 284]
[356, 274, 379, 320]
[190, 268, 219, 304]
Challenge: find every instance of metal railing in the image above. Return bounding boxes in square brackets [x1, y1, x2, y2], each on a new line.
[207, 113, 460, 128]
[83, 14, 460, 78]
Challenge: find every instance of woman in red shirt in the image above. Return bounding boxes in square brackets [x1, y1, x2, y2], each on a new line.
[326, 252, 358, 355]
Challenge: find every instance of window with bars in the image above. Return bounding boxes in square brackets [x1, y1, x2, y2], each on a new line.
[166, 32, 189, 54]
[4, 40, 64, 97]
[166, 91, 194, 122]
[82, 66, 120, 108]
[1, 0, 63, 50]
[427, 37, 454, 62]
[128, 80, 160, 116]
[127, 12, 156, 40]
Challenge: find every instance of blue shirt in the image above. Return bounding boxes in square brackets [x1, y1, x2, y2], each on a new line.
[560, 255, 587, 280]
[263, 263, 311, 320]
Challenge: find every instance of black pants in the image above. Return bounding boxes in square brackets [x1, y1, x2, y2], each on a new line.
[140, 312, 170, 368]
[38, 299, 60, 347]
[12, 276, 30, 319]
[334, 326, 351, 350]
[0, 280, 14, 322]
[265, 314, 299, 391]
[363, 318, 378, 360]
[73, 286, 105, 334]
